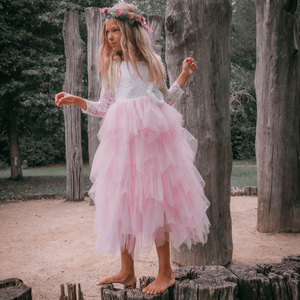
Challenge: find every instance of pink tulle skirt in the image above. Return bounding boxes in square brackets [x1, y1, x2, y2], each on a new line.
[89, 96, 211, 258]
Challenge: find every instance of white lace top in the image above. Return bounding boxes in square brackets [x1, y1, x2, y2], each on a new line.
[82, 58, 184, 118]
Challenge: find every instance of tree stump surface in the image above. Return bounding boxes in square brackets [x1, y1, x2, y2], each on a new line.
[0, 278, 32, 300]
[99, 255, 300, 299]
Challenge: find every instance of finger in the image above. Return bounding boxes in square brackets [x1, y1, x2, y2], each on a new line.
[187, 57, 194, 64]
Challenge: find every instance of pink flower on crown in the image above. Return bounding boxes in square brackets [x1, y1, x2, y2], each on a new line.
[102, 7, 108, 14]
[117, 9, 123, 16]
[128, 12, 134, 19]
[136, 15, 142, 22]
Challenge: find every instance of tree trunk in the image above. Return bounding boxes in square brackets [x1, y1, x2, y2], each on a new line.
[254, 0, 300, 233]
[165, 0, 233, 266]
[8, 109, 23, 181]
[85, 7, 103, 206]
[144, 14, 163, 56]
[63, 11, 84, 202]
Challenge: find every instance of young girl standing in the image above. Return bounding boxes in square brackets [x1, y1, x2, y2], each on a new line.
[55, 2, 210, 295]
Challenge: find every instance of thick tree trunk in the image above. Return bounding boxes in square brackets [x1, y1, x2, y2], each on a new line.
[254, 0, 300, 233]
[165, 0, 233, 266]
[85, 7, 103, 206]
[63, 11, 84, 202]
[144, 15, 163, 56]
[8, 110, 23, 180]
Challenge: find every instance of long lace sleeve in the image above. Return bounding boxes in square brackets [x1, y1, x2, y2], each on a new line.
[155, 55, 184, 106]
[159, 81, 184, 106]
[82, 86, 115, 118]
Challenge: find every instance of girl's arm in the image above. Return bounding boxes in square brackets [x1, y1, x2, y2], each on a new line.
[55, 86, 115, 118]
[159, 57, 196, 106]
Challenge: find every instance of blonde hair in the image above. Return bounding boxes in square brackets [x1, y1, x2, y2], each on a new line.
[97, 2, 166, 91]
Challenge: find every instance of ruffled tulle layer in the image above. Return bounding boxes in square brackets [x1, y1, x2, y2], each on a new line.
[89, 96, 211, 258]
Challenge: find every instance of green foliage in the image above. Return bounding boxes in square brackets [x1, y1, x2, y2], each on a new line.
[19, 135, 65, 166]
[230, 1, 257, 160]
[0, 0, 114, 168]
[231, 0, 256, 71]
[230, 63, 256, 160]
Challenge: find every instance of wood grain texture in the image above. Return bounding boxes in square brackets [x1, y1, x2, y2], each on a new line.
[0, 278, 32, 300]
[165, 0, 233, 266]
[85, 7, 103, 206]
[254, 0, 300, 233]
[144, 14, 163, 56]
[63, 11, 84, 202]
[100, 256, 300, 299]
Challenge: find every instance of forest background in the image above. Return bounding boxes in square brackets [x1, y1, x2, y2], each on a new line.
[0, 0, 257, 169]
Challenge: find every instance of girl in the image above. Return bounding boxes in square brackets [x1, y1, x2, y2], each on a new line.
[55, 2, 211, 295]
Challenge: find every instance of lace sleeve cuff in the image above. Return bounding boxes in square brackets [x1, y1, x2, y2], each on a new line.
[81, 87, 115, 118]
[163, 81, 184, 106]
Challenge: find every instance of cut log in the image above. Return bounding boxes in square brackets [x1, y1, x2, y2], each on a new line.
[59, 284, 67, 300]
[144, 15, 163, 56]
[165, 0, 233, 266]
[62, 10, 85, 202]
[60, 283, 84, 300]
[85, 7, 103, 206]
[67, 283, 76, 300]
[254, 0, 300, 233]
[99, 256, 300, 299]
[229, 265, 273, 299]
[0, 278, 32, 300]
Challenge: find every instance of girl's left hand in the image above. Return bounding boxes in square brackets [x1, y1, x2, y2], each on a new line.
[182, 57, 197, 78]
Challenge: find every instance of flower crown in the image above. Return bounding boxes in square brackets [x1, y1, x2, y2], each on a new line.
[102, 7, 153, 32]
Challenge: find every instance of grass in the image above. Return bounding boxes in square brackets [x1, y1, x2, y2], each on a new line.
[0, 159, 257, 199]
[231, 166, 257, 188]
[0, 165, 91, 199]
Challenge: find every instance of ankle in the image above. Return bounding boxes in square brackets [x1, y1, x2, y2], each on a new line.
[158, 267, 173, 277]
[120, 268, 135, 277]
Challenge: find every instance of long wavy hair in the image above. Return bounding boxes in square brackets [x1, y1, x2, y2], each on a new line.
[97, 2, 166, 91]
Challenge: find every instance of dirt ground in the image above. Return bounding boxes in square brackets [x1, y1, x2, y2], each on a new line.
[0, 196, 299, 299]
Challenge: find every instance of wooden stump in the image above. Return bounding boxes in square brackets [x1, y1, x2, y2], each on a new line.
[165, 0, 233, 267]
[60, 283, 84, 300]
[254, 0, 300, 233]
[230, 259, 300, 300]
[99, 255, 300, 299]
[85, 7, 103, 206]
[173, 266, 238, 300]
[62, 10, 85, 202]
[144, 14, 163, 56]
[0, 278, 32, 300]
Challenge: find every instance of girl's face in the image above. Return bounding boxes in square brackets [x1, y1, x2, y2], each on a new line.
[105, 19, 122, 52]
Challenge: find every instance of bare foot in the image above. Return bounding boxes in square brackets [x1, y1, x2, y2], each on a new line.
[142, 273, 175, 294]
[97, 271, 136, 286]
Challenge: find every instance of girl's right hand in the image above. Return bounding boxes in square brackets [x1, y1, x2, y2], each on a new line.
[55, 92, 87, 110]
[55, 92, 76, 107]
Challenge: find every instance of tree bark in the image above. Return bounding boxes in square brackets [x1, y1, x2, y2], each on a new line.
[85, 7, 103, 206]
[165, 0, 233, 266]
[63, 11, 84, 202]
[8, 109, 23, 181]
[144, 14, 163, 56]
[254, 0, 300, 233]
